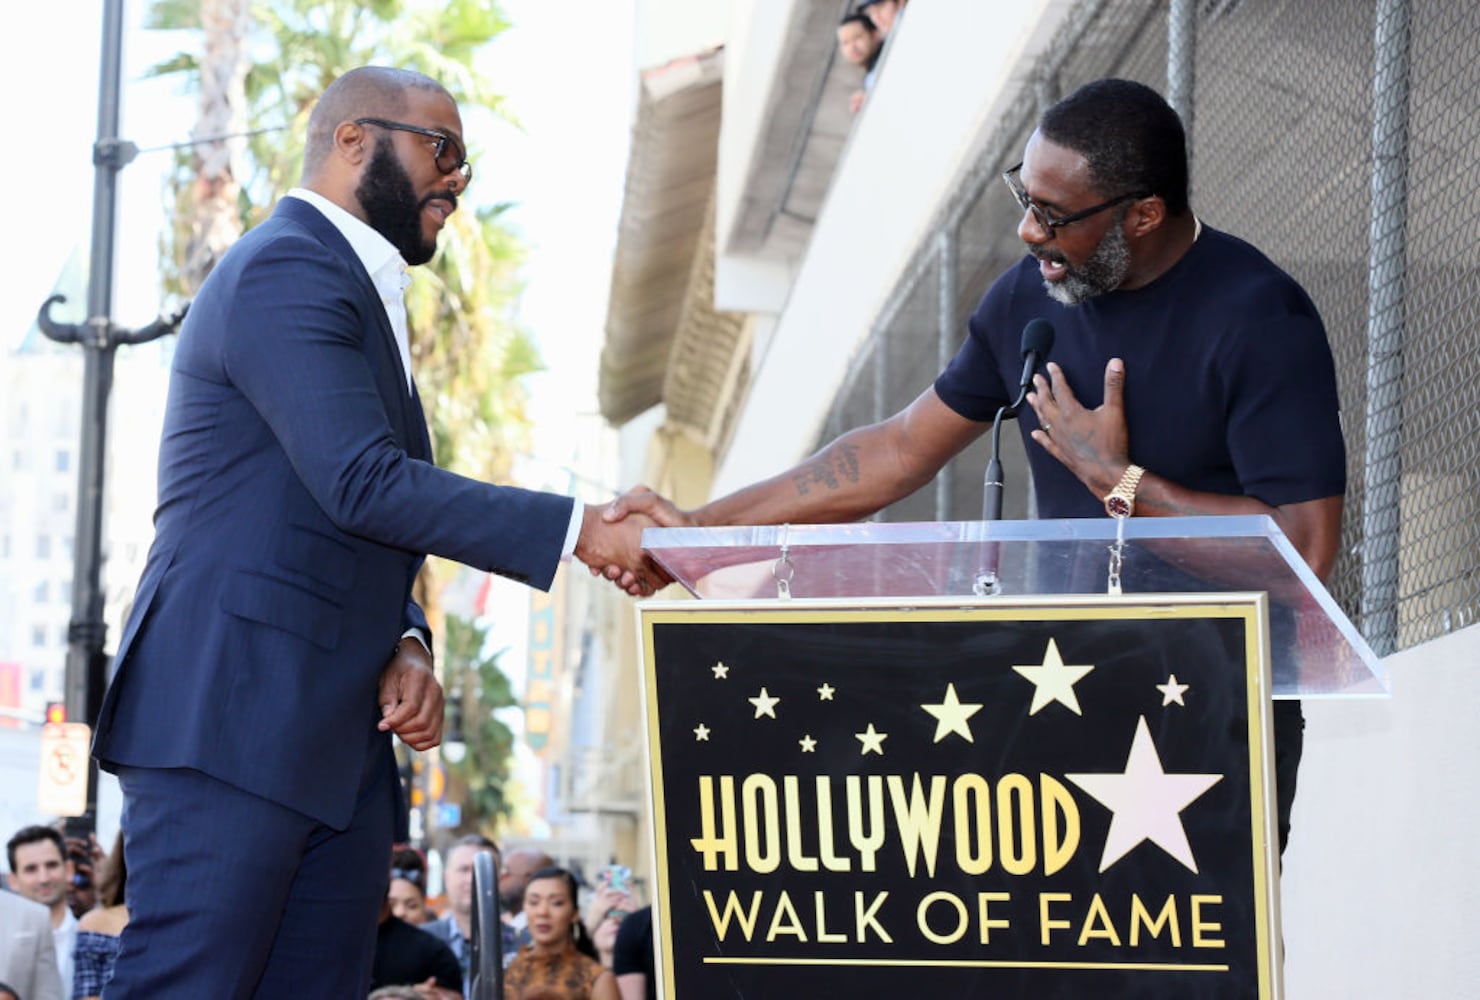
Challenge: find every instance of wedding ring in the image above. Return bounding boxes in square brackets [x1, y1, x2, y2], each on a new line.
[1042, 421, 1053, 433]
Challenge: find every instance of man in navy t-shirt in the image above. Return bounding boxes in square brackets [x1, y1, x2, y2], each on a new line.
[606, 78, 1345, 853]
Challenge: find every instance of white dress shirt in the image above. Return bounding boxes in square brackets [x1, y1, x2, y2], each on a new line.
[53, 905, 77, 998]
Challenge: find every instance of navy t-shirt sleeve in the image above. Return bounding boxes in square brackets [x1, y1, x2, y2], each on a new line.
[934, 272, 1017, 421]
[1217, 311, 1346, 507]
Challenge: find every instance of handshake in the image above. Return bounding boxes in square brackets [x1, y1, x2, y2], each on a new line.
[573, 486, 690, 597]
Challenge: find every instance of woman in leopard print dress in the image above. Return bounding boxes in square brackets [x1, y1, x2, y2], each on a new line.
[503, 867, 618, 1000]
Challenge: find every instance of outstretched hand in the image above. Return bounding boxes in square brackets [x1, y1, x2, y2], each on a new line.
[575, 502, 672, 596]
[604, 485, 691, 530]
[591, 486, 693, 594]
[1026, 359, 1131, 498]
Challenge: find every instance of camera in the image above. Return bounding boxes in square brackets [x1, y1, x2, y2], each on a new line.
[599, 863, 631, 895]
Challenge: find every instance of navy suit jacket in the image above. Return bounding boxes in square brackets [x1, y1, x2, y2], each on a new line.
[94, 197, 574, 829]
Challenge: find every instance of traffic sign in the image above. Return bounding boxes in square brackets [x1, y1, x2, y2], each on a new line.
[37, 722, 90, 817]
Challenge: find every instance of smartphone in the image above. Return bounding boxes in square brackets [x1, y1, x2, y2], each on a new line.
[599, 863, 632, 894]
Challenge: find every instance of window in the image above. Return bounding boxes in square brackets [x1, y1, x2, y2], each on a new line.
[31, 626, 46, 648]
[55, 449, 71, 473]
[33, 580, 48, 602]
[53, 492, 69, 513]
[36, 535, 50, 559]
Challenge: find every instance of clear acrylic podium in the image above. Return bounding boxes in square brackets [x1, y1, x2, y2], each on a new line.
[635, 516, 1386, 999]
[643, 514, 1386, 699]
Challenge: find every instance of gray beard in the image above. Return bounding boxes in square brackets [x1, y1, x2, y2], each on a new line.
[1042, 213, 1132, 307]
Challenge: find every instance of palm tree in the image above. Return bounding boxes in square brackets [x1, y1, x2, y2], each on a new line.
[441, 614, 521, 828]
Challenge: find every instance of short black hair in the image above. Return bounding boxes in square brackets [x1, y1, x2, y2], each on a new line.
[839, 12, 876, 31]
[1039, 78, 1190, 215]
[6, 824, 65, 873]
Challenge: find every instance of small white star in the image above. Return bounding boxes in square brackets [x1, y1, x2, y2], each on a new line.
[1157, 674, 1190, 707]
[693, 723, 711, 741]
[855, 723, 888, 756]
[799, 734, 817, 753]
[921, 683, 984, 743]
[711, 662, 730, 679]
[1013, 638, 1096, 716]
[817, 683, 836, 701]
[1065, 716, 1223, 873]
[748, 687, 780, 719]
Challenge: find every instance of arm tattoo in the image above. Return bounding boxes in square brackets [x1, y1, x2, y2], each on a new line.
[791, 444, 862, 496]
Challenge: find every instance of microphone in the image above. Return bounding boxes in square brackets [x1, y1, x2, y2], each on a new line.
[1011, 318, 1056, 410]
[982, 319, 1055, 522]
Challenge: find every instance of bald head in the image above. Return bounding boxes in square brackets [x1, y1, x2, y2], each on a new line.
[498, 846, 556, 912]
[302, 66, 453, 181]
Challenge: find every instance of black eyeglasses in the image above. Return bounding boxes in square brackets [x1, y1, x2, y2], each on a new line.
[1001, 162, 1147, 238]
[355, 118, 472, 185]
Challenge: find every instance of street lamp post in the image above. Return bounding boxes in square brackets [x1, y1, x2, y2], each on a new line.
[36, 0, 185, 834]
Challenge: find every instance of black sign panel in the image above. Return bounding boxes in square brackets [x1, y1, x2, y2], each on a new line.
[640, 597, 1277, 999]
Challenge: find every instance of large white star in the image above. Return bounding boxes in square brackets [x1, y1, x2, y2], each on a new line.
[1157, 674, 1190, 707]
[1012, 638, 1095, 716]
[921, 683, 983, 743]
[1065, 716, 1223, 873]
[855, 723, 887, 756]
[748, 687, 780, 719]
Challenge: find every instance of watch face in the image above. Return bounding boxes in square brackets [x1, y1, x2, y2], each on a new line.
[1106, 495, 1133, 518]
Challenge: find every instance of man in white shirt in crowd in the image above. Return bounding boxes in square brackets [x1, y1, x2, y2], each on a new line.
[6, 826, 78, 998]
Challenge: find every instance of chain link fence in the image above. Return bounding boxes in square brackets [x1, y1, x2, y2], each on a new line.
[819, 0, 1480, 655]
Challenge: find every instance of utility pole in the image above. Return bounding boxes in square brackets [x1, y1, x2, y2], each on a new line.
[36, 0, 185, 834]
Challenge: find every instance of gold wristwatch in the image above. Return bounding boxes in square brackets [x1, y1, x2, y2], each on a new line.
[1103, 463, 1145, 518]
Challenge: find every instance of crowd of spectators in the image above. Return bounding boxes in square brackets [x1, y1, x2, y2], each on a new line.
[2, 820, 653, 1000]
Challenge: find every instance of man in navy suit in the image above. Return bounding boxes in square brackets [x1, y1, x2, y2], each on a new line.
[93, 66, 653, 998]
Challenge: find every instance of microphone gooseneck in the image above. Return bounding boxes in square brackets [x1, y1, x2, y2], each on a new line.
[981, 319, 1056, 522]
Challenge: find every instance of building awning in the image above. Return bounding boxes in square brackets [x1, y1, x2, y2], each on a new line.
[598, 47, 726, 425]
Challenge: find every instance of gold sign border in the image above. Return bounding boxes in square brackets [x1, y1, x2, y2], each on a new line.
[637, 593, 1278, 999]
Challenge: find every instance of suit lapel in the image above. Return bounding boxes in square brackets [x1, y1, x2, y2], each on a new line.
[274, 198, 430, 460]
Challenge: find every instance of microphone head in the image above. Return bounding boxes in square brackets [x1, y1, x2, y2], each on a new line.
[1021, 318, 1055, 358]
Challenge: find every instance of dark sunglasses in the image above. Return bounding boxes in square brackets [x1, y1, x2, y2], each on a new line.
[354, 118, 472, 185]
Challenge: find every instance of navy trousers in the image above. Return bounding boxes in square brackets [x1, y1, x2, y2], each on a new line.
[105, 753, 396, 999]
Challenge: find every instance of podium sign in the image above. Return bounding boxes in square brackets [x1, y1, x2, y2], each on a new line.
[641, 596, 1281, 999]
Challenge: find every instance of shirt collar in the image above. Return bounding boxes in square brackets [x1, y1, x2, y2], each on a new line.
[286, 187, 406, 288]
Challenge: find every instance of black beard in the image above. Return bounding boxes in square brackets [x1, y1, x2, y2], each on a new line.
[1034, 209, 1132, 307]
[355, 140, 449, 265]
